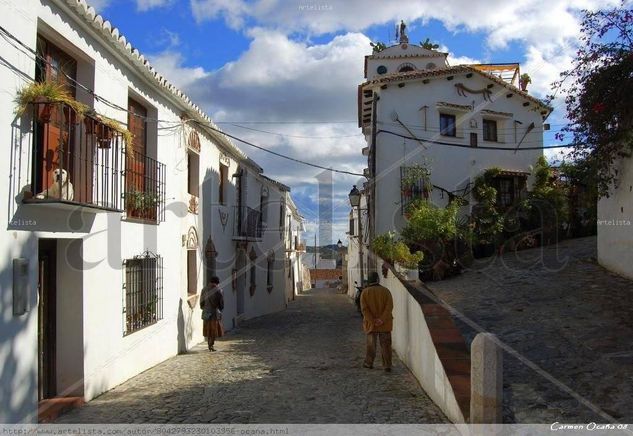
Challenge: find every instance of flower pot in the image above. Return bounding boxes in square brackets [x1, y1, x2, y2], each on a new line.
[34, 97, 53, 123]
[404, 268, 419, 281]
[96, 124, 113, 149]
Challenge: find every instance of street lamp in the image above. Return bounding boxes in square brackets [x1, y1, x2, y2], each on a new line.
[348, 185, 361, 207]
[337, 239, 343, 249]
[348, 185, 364, 287]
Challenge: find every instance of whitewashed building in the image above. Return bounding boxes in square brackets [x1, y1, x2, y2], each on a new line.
[0, 0, 296, 423]
[348, 34, 552, 291]
[283, 194, 306, 300]
[598, 157, 633, 279]
[357, 37, 552, 240]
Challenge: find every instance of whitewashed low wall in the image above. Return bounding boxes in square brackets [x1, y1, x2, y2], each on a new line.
[380, 263, 466, 423]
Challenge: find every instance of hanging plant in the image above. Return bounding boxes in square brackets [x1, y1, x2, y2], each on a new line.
[14, 80, 87, 121]
[97, 115, 134, 154]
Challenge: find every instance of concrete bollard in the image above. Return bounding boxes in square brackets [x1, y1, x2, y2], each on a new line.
[470, 332, 503, 423]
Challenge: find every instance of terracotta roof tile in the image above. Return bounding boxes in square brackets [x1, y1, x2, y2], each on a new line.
[309, 269, 343, 281]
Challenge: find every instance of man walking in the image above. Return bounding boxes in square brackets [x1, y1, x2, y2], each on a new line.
[360, 272, 393, 372]
[200, 276, 224, 351]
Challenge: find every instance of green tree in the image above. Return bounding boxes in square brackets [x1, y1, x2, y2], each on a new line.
[548, 2, 633, 196]
[420, 38, 440, 50]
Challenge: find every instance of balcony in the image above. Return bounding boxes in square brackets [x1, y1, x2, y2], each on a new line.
[24, 102, 124, 211]
[233, 206, 262, 241]
[124, 151, 166, 223]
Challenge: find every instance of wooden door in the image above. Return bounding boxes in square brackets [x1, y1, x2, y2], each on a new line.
[38, 239, 57, 400]
[126, 98, 149, 218]
[35, 37, 77, 198]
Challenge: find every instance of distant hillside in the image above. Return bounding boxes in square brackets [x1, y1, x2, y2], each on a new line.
[305, 244, 341, 259]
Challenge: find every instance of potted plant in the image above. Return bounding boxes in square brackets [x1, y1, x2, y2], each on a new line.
[98, 115, 134, 153]
[14, 80, 87, 122]
[519, 73, 531, 92]
[371, 231, 423, 281]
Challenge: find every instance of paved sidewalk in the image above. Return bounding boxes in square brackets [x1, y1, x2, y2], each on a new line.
[56, 288, 448, 424]
[427, 237, 633, 423]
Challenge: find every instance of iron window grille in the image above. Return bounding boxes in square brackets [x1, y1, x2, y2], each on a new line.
[124, 150, 166, 223]
[122, 251, 163, 335]
[400, 166, 430, 213]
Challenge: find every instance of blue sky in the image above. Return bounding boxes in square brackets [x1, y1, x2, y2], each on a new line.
[90, 0, 618, 244]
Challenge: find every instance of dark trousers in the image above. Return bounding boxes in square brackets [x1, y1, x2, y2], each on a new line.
[365, 332, 392, 369]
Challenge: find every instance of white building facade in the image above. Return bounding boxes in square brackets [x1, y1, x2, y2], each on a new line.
[1, 0, 296, 423]
[597, 156, 633, 279]
[360, 43, 551, 237]
[348, 40, 551, 291]
[283, 194, 306, 300]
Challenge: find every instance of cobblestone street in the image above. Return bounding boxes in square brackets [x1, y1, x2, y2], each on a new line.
[56, 288, 448, 424]
[427, 237, 633, 423]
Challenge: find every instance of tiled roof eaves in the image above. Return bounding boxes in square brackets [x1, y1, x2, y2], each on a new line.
[60, 0, 248, 161]
[260, 174, 291, 192]
[369, 53, 448, 60]
[362, 65, 552, 113]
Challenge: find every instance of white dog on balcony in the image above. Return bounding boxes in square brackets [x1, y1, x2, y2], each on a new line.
[36, 168, 74, 201]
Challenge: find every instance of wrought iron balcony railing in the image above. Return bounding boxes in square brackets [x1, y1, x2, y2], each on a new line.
[25, 101, 124, 211]
[233, 206, 262, 240]
[124, 150, 166, 223]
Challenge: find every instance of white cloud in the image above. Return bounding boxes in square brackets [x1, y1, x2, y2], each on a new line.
[147, 51, 209, 89]
[147, 30, 370, 242]
[189, 0, 618, 47]
[88, 0, 111, 12]
[137, 0, 174, 11]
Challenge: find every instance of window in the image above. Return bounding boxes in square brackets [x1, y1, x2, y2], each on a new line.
[267, 252, 274, 293]
[483, 119, 498, 142]
[397, 62, 416, 73]
[400, 166, 431, 213]
[126, 97, 165, 222]
[492, 176, 527, 209]
[349, 215, 355, 235]
[279, 199, 286, 235]
[123, 252, 163, 335]
[188, 151, 199, 197]
[249, 248, 257, 296]
[470, 132, 478, 147]
[219, 163, 228, 205]
[187, 250, 197, 296]
[260, 187, 268, 226]
[440, 113, 456, 137]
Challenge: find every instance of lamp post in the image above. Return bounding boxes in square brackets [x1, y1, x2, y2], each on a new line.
[336, 239, 343, 269]
[348, 185, 364, 287]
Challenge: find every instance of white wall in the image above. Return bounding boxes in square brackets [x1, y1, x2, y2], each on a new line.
[598, 156, 633, 279]
[379, 261, 466, 423]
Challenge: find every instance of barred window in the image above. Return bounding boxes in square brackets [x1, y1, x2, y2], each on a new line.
[123, 252, 163, 335]
[400, 166, 431, 213]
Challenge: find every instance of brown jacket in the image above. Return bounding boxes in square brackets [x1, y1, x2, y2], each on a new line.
[360, 283, 393, 333]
